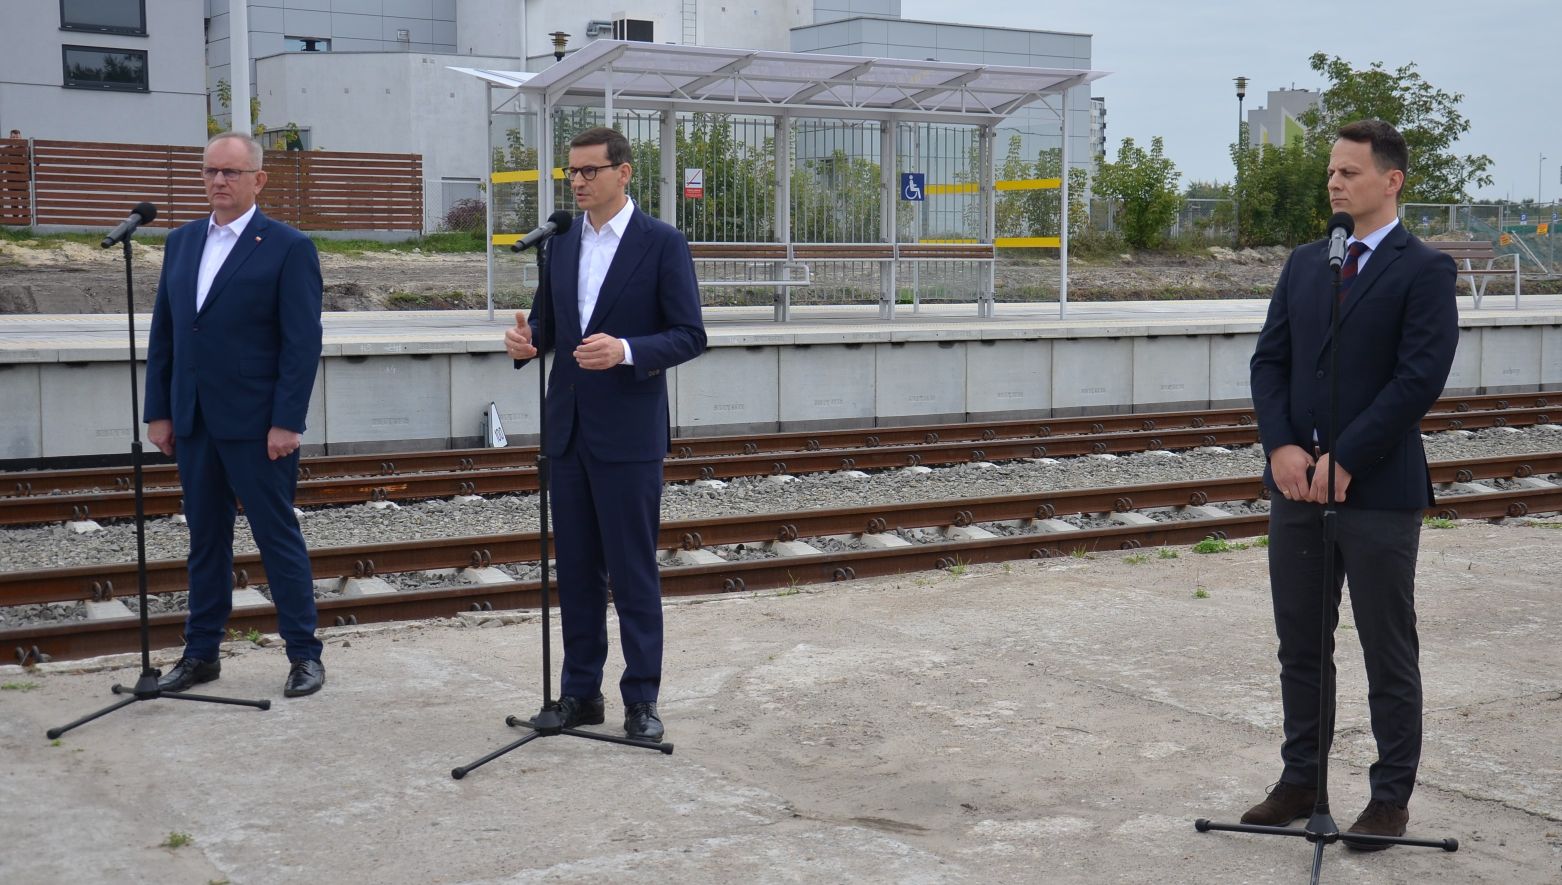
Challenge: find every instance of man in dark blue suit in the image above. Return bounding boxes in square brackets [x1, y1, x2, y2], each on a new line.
[505, 127, 706, 741]
[144, 132, 325, 698]
[1242, 120, 1458, 844]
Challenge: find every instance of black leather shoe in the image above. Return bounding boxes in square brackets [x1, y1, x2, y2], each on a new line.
[624, 702, 665, 742]
[158, 657, 220, 692]
[548, 694, 605, 728]
[283, 659, 325, 697]
[1240, 780, 1317, 826]
[1343, 799, 1409, 851]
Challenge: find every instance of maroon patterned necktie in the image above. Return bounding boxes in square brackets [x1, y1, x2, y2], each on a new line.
[1338, 241, 1370, 303]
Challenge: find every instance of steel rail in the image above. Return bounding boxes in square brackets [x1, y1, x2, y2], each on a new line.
[5, 450, 1559, 609]
[6, 403, 1560, 526]
[8, 471, 1561, 664]
[2, 392, 1551, 498]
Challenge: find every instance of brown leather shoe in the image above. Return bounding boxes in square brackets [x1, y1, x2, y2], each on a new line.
[1343, 799, 1408, 850]
[1240, 780, 1318, 826]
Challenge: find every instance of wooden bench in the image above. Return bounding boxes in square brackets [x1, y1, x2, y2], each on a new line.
[1425, 240, 1521, 308]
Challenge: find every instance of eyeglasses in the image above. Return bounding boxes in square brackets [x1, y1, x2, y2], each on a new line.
[201, 167, 259, 181]
[562, 163, 622, 181]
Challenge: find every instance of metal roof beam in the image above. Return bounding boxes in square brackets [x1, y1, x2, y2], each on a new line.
[786, 59, 875, 103]
[891, 69, 983, 109]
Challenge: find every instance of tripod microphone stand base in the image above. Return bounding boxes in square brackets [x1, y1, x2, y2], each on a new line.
[46, 669, 271, 740]
[450, 704, 674, 780]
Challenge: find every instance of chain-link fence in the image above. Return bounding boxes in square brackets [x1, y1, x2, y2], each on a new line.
[1402, 202, 1561, 274]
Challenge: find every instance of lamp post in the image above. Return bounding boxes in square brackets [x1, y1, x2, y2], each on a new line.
[550, 31, 569, 63]
[1540, 152, 1547, 205]
[1234, 76, 1248, 248]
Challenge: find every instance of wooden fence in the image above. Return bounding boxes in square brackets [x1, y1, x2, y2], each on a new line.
[0, 139, 30, 226]
[0, 139, 422, 232]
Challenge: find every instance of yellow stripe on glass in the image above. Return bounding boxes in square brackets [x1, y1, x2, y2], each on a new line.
[491, 168, 566, 184]
[923, 178, 1061, 195]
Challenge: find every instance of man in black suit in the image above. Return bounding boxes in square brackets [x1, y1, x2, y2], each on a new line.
[504, 127, 706, 741]
[1242, 119, 1458, 845]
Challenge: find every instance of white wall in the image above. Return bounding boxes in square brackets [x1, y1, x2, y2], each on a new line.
[258, 51, 515, 232]
[0, 0, 206, 145]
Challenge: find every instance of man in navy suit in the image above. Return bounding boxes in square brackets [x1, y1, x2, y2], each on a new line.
[504, 127, 706, 741]
[1242, 120, 1458, 844]
[144, 132, 325, 698]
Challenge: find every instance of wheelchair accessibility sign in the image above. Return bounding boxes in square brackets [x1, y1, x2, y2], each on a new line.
[900, 172, 925, 202]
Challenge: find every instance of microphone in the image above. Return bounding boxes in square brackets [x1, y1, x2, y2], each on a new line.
[101, 202, 157, 249]
[1326, 211, 1354, 271]
[511, 210, 574, 253]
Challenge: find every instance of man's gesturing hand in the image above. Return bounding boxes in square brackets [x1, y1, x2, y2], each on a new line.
[505, 310, 537, 360]
[574, 333, 625, 370]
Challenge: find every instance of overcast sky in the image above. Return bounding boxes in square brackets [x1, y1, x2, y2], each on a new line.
[901, 0, 1557, 202]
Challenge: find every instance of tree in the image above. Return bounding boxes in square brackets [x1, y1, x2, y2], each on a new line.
[1300, 52, 1493, 202]
[1094, 136, 1181, 250]
[207, 79, 265, 137]
[1230, 131, 1329, 247]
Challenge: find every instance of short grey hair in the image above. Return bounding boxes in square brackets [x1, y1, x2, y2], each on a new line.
[206, 131, 264, 169]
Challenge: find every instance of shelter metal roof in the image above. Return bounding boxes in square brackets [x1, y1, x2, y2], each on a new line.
[459, 39, 1108, 125]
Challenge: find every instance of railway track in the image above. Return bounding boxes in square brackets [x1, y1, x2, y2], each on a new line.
[1, 393, 1556, 526]
[6, 449, 1559, 664]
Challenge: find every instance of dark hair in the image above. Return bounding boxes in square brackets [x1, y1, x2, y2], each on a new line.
[1337, 119, 1408, 182]
[569, 126, 631, 166]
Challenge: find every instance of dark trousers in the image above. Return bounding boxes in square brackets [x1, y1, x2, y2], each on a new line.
[1267, 495, 1424, 805]
[175, 420, 320, 662]
[549, 436, 664, 705]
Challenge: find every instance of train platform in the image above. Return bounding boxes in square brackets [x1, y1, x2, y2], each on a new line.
[1, 519, 1557, 883]
[4, 296, 1562, 459]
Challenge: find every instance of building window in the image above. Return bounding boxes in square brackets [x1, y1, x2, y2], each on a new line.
[60, 0, 147, 36]
[613, 19, 654, 42]
[284, 36, 332, 52]
[62, 45, 149, 93]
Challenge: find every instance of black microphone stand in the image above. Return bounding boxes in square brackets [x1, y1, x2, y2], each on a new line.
[452, 232, 674, 779]
[47, 229, 270, 739]
[1194, 250, 1457, 881]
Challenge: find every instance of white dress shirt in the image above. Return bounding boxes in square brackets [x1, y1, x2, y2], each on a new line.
[1347, 216, 1399, 275]
[577, 196, 636, 365]
[195, 203, 258, 312]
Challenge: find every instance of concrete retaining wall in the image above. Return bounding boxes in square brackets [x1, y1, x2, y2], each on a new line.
[5, 321, 1561, 460]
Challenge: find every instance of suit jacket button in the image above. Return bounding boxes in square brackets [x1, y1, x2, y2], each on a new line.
[192, 325, 200, 332]
[1314, 370, 1324, 379]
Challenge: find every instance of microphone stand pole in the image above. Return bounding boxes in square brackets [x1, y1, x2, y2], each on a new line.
[47, 232, 270, 739]
[452, 232, 673, 779]
[1193, 251, 1458, 881]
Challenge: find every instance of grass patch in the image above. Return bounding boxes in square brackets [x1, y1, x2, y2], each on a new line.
[1423, 516, 1458, 530]
[1, 681, 40, 691]
[161, 832, 193, 849]
[1192, 537, 1250, 554]
[0, 228, 105, 247]
[309, 231, 484, 255]
[1156, 547, 1179, 560]
[227, 627, 264, 644]
[1192, 587, 1211, 599]
[1123, 553, 1150, 565]
[1527, 521, 1562, 529]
